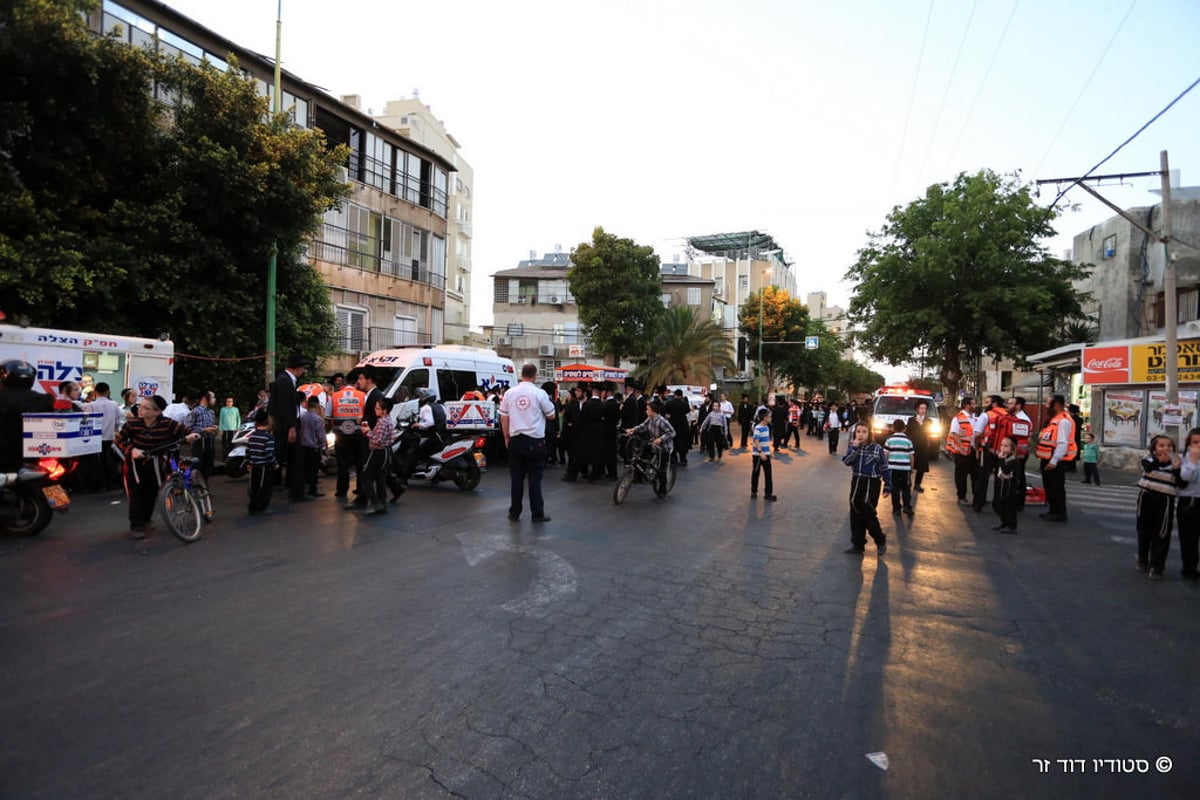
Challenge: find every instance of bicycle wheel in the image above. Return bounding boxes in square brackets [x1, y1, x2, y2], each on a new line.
[613, 473, 633, 505]
[158, 479, 202, 543]
[191, 472, 214, 522]
[663, 462, 677, 495]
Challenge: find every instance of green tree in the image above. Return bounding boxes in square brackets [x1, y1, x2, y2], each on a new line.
[0, 0, 349, 399]
[831, 359, 886, 396]
[845, 169, 1090, 399]
[635, 305, 733, 390]
[737, 286, 809, 401]
[568, 227, 663, 365]
[780, 318, 843, 397]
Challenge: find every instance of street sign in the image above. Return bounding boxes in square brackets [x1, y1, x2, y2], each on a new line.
[805, 336, 819, 350]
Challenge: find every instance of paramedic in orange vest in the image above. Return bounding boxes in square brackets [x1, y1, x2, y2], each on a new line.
[330, 376, 367, 500]
[1001, 396, 1033, 510]
[972, 396, 1008, 512]
[946, 397, 977, 505]
[1037, 394, 1077, 522]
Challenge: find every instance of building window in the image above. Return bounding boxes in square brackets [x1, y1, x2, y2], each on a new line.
[738, 275, 749, 294]
[1102, 234, 1117, 259]
[494, 280, 509, 304]
[687, 287, 701, 306]
[394, 315, 418, 347]
[335, 305, 367, 353]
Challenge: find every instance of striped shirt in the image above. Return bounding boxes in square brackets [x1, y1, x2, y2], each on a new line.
[629, 414, 675, 453]
[115, 417, 189, 457]
[1138, 456, 1179, 497]
[842, 443, 892, 491]
[247, 428, 276, 466]
[752, 422, 772, 458]
[883, 432, 914, 471]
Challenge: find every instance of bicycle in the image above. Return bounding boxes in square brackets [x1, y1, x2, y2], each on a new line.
[143, 442, 214, 543]
[613, 433, 676, 505]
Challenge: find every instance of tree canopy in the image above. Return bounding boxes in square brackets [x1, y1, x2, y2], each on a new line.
[845, 169, 1090, 398]
[738, 286, 827, 400]
[568, 227, 663, 365]
[635, 305, 733, 390]
[0, 0, 350, 398]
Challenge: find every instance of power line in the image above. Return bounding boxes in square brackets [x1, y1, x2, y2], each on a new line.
[1042, 74, 1200, 217]
[917, 0, 979, 181]
[890, 0, 935, 197]
[942, 0, 1021, 175]
[1032, 0, 1139, 177]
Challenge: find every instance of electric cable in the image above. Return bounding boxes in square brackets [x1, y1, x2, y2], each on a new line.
[1032, 0, 1138, 177]
[1042, 73, 1200, 219]
[890, 0, 936, 197]
[917, 0, 979, 181]
[942, 0, 1021, 175]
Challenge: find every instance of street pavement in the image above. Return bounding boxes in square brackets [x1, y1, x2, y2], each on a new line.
[1, 441, 1196, 799]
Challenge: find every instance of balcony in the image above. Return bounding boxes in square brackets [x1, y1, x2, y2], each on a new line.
[310, 223, 446, 290]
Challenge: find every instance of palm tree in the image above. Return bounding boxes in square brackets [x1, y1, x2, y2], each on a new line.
[636, 306, 735, 389]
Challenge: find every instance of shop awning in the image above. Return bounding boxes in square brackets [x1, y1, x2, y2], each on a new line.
[553, 363, 630, 384]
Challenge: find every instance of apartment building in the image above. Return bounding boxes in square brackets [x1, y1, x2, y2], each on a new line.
[90, 0, 454, 371]
[373, 97, 474, 344]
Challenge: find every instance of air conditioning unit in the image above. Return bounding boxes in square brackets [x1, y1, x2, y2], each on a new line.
[497, 336, 512, 346]
[538, 344, 556, 356]
[549, 295, 561, 304]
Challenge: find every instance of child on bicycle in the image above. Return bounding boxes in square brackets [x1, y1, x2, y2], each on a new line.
[625, 400, 675, 493]
[247, 409, 276, 515]
[114, 394, 200, 539]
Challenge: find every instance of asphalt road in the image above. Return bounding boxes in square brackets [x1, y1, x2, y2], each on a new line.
[1, 441, 1196, 799]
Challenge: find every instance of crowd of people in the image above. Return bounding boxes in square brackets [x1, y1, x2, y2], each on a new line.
[5, 355, 1198, 585]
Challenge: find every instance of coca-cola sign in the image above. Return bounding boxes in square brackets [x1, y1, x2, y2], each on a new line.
[1082, 346, 1129, 384]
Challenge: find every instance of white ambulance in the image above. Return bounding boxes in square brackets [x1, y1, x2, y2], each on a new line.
[356, 345, 516, 427]
[0, 324, 174, 400]
[870, 385, 941, 440]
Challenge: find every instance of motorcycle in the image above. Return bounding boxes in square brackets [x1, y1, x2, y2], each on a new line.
[389, 422, 487, 492]
[222, 422, 254, 478]
[0, 458, 72, 536]
[223, 423, 337, 479]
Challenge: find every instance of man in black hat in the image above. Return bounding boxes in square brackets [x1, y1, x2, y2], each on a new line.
[269, 354, 313, 501]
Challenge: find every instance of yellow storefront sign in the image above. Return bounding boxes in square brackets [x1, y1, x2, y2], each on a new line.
[1131, 339, 1200, 383]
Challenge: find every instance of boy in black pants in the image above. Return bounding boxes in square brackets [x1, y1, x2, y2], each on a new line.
[247, 410, 276, 515]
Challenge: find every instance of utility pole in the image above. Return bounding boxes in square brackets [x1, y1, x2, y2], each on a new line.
[1161, 151, 1178, 444]
[1036, 151, 1178, 442]
[265, 0, 283, 387]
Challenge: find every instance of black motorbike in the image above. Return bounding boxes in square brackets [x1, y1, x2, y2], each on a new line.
[0, 458, 72, 536]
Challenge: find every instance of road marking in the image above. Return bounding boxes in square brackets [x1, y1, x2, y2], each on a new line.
[457, 531, 577, 618]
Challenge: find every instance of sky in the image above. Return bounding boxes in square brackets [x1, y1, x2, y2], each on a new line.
[159, 0, 1200, 380]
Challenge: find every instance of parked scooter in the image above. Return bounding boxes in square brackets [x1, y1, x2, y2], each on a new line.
[223, 423, 336, 478]
[0, 458, 72, 536]
[389, 422, 486, 493]
[222, 421, 254, 478]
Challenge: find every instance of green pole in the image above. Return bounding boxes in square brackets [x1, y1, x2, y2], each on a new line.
[758, 285, 764, 404]
[265, 1, 282, 386]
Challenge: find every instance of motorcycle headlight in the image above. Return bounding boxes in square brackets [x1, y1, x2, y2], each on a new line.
[325, 432, 336, 447]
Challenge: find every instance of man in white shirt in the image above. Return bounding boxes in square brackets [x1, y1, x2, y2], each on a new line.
[500, 363, 557, 523]
[162, 393, 192, 424]
[84, 382, 124, 491]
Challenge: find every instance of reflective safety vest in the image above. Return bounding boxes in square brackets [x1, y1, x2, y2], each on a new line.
[982, 407, 1008, 451]
[998, 414, 1033, 458]
[946, 410, 974, 456]
[330, 387, 367, 435]
[1035, 411, 1078, 462]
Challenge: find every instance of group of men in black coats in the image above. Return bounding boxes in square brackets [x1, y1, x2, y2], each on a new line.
[557, 381, 695, 481]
